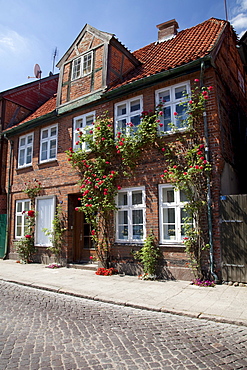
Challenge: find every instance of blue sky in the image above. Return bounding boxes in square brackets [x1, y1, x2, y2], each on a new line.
[0, 0, 246, 92]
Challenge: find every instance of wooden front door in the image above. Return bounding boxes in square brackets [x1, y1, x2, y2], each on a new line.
[72, 209, 93, 262]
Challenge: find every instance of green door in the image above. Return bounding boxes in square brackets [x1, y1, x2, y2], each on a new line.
[0, 214, 7, 258]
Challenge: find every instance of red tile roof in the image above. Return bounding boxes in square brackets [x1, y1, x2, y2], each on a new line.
[17, 95, 57, 124]
[109, 18, 227, 89]
[9, 18, 227, 129]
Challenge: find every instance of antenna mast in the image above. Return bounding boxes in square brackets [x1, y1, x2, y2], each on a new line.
[224, 0, 228, 21]
[52, 47, 58, 74]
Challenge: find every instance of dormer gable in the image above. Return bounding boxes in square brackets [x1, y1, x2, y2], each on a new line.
[56, 24, 140, 112]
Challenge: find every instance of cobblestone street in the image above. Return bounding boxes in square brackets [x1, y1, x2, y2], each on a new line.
[0, 281, 247, 370]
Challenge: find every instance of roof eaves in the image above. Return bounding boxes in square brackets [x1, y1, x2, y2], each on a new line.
[105, 55, 212, 99]
[3, 110, 57, 137]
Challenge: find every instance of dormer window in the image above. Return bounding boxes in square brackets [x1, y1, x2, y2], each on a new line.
[71, 51, 93, 80]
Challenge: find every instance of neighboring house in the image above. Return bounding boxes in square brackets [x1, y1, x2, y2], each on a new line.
[0, 74, 58, 258]
[2, 18, 247, 281]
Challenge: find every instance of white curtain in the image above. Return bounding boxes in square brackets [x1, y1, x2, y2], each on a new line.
[36, 197, 55, 246]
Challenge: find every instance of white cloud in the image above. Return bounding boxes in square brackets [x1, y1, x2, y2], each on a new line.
[0, 27, 30, 56]
[230, 0, 247, 36]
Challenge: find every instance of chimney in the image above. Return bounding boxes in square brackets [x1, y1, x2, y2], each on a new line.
[156, 19, 179, 42]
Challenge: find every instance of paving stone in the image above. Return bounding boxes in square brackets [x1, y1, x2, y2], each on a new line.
[0, 280, 247, 370]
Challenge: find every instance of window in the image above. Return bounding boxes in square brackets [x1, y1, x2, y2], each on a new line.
[115, 96, 143, 135]
[71, 52, 93, 80]
[73, 111, 95, 150]
[18, 133, 33, 168]
[116, 187, 145, 242]
[159, 185, 190, 243]
[35, 196, 55, 246]
[40, 124, 58, 163]
[156, 82, 190, 132]
[15, 200, 31, 238]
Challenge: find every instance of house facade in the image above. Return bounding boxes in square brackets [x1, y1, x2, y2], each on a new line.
[2, 18, 247, 281]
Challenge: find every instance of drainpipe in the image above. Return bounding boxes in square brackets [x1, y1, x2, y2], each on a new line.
[200, 62, 219, 283]
[3, 136, 14, 259]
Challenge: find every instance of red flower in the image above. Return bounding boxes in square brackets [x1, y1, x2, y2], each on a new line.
[173, 165, 177, 169]
[89, 130, 93, 134]
[194, 79, 199, 82]
[189, 100, 193, 104]
[207, 86, 213, 91]
[75, 207, 79, 211]
[161, 148, 165, 152]
[101, 137, 105, 141]
[159, 123, 163, 127]
[117, 186, 121, 190]
[27, 210, 35, 217]
[25, 235, 31, 239]
[91, 230, 95, 236]
[156, 119, 160, 123]
[174, 112, 178, 116]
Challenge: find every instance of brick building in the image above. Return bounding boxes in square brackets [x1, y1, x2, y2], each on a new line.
[2, 18, 247, 280]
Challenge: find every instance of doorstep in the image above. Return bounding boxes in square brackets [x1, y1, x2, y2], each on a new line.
[67, 262, 98, 271]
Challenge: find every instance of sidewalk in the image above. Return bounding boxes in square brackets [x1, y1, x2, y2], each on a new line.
[0, 259, 247, 327]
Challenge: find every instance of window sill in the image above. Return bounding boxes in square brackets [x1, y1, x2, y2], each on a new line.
[16, 165, 33, 171]
[38, 159, 58, 167]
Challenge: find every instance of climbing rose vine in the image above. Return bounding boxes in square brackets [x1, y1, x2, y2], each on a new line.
[67, 80, 213, 278]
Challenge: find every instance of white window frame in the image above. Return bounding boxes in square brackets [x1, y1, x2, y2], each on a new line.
[159, 184, 190, 244]
[114, 96, 143, 136]
[155, 81, 190, 132]
[73, 111, 95, 150]
[71, 51, 93, 81]
[18, 133, 33, 168]
[35, 196, 56, 247]
[116, 186, 146, 243]
[15, 199, 31, 238]
[40, 124, 58, 163]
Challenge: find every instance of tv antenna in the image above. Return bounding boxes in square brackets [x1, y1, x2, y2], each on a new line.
[28, 64, 42, 79]
[52, 47, 58, 74]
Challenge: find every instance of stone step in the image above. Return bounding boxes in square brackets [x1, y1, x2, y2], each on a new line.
[67, 262, 98, 271]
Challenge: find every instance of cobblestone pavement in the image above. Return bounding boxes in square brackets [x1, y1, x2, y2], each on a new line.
[0, 281, 247, 370]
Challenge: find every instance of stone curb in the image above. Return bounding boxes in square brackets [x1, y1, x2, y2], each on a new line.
[1, 277, 247, 328]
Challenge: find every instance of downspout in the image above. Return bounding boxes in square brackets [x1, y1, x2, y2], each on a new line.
[3, 136, 14, 259]
[200, 61, 219, 283]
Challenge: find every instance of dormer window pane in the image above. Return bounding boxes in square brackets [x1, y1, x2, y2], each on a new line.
[72, 58, 81, 80]
[83, 52, 92, 75]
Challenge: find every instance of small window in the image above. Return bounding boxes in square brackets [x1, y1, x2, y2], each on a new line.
[18, 133, 33, 168]
[71, 52, 93, 81]
[40, 125, 58, 163]
[159, 185, 190, 243]
[73, 111, 95, 150]
[115, 96, 143, 136]
[156, 82, 190, 132]
[116, 187, 145, 243]
[15, 200, 31, 238]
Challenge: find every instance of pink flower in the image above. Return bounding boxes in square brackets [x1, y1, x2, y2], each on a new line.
[102, 137, 105, 141]
[203, 160, 207, 164]
[194, 79, 199, 82]
[208, 86, 213, 91]
[117, 185, 121, 190]
[75, 207, 79, 211]
[161, 148, 165, 152]
[189, 100, 193, 104]
[156, 119, 160, 123]
[90, 255, 93, 259]
[173, 165, 177, 169]
[159, 111, 163, 116]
